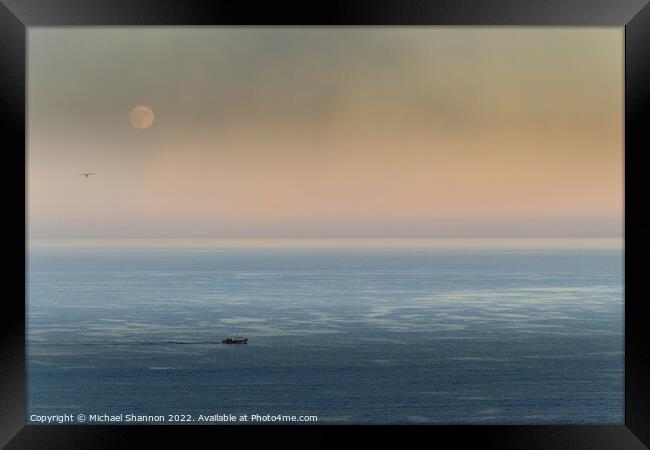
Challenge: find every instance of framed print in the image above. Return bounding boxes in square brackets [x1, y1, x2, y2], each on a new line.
[1, 0, 649, 448]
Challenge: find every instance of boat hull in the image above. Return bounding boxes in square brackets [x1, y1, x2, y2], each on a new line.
[222, 338, 248, 344]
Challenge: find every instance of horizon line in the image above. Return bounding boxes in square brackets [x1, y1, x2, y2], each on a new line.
[27, 237, 623, 250]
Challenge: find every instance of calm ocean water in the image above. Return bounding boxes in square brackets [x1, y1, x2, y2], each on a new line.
[27, 240, 624, 424]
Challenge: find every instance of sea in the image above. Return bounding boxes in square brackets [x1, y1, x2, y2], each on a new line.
[26, 239, 624, 424]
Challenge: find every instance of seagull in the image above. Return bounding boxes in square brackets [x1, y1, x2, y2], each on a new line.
[80, 173, 96, 177]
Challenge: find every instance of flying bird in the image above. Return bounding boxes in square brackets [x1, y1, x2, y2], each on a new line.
[80, 173, 95, 177]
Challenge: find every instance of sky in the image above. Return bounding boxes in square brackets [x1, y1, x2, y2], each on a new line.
[27, 27, 623, 239]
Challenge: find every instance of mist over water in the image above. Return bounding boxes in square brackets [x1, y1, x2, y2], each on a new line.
[27, 240, 623, 424]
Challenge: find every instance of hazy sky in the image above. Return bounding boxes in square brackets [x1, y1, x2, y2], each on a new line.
[28, 27, 623, 238]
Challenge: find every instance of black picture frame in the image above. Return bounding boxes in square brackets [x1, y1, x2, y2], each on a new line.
[1, 1, 648, 448]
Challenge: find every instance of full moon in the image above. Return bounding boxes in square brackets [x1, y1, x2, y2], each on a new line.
[130, 105, 154, 129]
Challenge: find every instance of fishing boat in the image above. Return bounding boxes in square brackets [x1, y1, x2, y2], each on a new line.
[222, 336, 248, 345]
